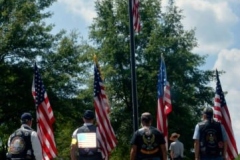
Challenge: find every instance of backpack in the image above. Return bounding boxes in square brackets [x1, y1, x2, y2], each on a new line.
[7, 128, 33, 160]
[199, 120, 224, 156]
[76, 125, 98, 156]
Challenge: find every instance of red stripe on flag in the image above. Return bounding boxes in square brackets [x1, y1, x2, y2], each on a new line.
[157, 98, 168, 149]
[164, 82, 172, 115]
[132, 0, 140, 32]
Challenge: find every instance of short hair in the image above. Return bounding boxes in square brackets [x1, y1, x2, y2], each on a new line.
[203, 107, 213, 119]
[141, 112, 152, 124]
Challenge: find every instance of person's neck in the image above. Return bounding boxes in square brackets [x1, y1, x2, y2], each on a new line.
[84, 122, 93, 126]
[142, 125, 151, 128]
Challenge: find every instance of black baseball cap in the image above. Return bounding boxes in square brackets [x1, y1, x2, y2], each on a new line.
[83, 110, 95, 120]
[21, 112, 33, 123]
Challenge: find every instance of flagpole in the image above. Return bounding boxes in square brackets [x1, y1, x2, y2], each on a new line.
[128, 0, 139, 132]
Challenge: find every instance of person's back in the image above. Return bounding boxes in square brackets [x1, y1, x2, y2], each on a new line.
[193, 107, 227, 160]
[7, 112, 42, 160]
[170, 141, 183, 159]
[169, 133, 184, 160]
[70, 110, 102, 160]
[135, 126, 164, 159]
[198, 120, 223, 157]
[130, 112, 167, 160]
[7, 126, 34, 160]
[76, 124, 101, 159]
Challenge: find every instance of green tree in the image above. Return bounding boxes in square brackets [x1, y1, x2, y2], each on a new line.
[89, 0, 215, 159]
[0, 0, 93, 159]
[0, 1, 58, 158]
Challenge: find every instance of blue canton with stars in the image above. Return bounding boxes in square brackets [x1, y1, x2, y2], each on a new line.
[157, 58, 167, 98]
[34, 63, 46, 107]
[94, 64, 102, 97]
[216, 70, 226, 107]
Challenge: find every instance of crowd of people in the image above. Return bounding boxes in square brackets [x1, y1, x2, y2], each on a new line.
[6, 106, 227, 160]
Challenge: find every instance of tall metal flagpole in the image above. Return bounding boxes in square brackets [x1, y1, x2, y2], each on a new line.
[128, 0, 139, 132]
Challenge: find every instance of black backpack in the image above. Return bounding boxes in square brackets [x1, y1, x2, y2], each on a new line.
[199, 120, 224, 156]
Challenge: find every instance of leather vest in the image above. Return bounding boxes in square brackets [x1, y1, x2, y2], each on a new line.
[76, 125, 102, 160]
[199, 120, 223, 157]
[8, 127, 34, 160]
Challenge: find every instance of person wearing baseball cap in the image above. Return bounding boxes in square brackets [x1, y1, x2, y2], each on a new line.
[7, 112, 42, 160]
[70, 110, 102, 160]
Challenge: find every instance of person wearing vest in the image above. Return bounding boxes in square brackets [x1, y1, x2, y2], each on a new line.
[193, 107, 228, 160]
[130, 112, 167, 160]
[70, 110, 102, 160]
[7, 112, 43, 160]
[169, 132, 184, 160]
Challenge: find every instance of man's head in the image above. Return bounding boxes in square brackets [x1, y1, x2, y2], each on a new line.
[21, 112, 33, 125]
[141, 112, 152, 126]
[203, 107, 213, 119]
[83, 110, 95, 122]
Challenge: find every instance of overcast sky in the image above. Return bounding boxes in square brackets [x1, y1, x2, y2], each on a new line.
[46, 0, 240, 151]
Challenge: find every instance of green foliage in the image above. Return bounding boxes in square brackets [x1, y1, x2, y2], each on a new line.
[89, 0, 215, 159]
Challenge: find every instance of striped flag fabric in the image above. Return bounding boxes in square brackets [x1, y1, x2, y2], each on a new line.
[77, 133, 97, 148]
[213, 69, 238, 160]
[132, 0, 140, 32]
[93, 57, 117, 160]
[32, 63, 57, 160]
[157, 55, 172, 149]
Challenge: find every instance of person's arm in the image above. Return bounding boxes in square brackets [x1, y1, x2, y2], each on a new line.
[193, 124, 200, 160]
[169, 143, 174, 159]
[31, 131, 43, 160]
[70, 129, 78, 160]
[160, 144, 167, 160]
[194, 140, 200, 160]
[130, 145, 137, 160]
[182, 143, 184, 157]
[170, 150, 174, 159]
[70, 142, 77, 160]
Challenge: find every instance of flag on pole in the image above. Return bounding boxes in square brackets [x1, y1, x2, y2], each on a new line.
[157, 55, 172, 149]
[132, 0, 140, 32]
[93, 56, 117, 159]
[213, 69, 238, 160]
[32, 63, 57, 160]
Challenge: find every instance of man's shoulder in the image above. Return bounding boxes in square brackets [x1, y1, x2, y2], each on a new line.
[198, 121, 206, 126]
[151, 127, 163, 134]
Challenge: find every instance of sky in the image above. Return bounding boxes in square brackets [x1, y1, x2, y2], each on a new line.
[46, 0, 240, 152]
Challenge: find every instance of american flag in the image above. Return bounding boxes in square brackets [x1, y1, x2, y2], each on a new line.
[32, 63, 57, 160]
[77, 133, 97, 148]
[132, 0, 140, 32]
[213, 69, 238, 160]
[157, 55, 172, 149]
[94, 59, 117, 160]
